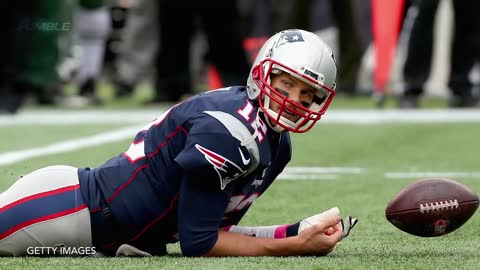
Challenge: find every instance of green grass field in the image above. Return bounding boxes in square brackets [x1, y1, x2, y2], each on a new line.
[1, 105, 479, 269]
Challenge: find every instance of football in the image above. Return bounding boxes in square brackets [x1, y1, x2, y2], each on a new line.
[385, 178, 479, 237]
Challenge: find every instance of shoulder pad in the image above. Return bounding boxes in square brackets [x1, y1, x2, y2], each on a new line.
[204, 111, 260, 176]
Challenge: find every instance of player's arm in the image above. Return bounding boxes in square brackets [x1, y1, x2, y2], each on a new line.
[208, 208, 358, 256]
[174, 119, 257, 257]
[206, 214, 343, 257]
[223, 208, 358, 239]
[176, 173, 344, 257]
[176, 169, 348, 257]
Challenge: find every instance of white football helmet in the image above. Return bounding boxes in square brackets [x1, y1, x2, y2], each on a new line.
[246, 29, 337, 133]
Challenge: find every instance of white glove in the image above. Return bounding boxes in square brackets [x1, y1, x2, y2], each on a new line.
[298, 207, 358, 239]
[340, 215, 358, 238]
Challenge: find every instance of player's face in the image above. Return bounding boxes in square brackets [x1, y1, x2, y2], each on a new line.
[269, 73, 316, 122]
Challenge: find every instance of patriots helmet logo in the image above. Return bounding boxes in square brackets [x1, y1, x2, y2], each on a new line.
[195, 144, 246, 190]
[275, 30, 305, 48]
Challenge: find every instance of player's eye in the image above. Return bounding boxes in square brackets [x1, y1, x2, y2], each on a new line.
[300, 101, 311, 108]
[282, 80, 293, 88]
[301, 90, 314, 99]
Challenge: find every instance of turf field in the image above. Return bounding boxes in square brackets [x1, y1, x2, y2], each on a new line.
[1, 106, 479, 270]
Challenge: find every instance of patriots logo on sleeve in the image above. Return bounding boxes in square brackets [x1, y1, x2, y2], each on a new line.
[195, 144, 247, 190]
[275, 30, 305, 48]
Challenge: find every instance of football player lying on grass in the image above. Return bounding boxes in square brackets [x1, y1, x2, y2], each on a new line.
[0, 29, 357, 257]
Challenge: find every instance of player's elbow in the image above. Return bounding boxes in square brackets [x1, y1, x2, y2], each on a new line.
[180, 233, 218, 257]
[180, 242, 203, 257]
[180, 241, 214, 257]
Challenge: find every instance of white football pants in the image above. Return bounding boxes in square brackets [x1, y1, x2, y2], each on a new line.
[0, 166, 92, 256]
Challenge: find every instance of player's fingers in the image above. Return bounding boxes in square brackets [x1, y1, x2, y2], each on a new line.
[333, 223, 342, 230]
[324, 227, 335, 235]
[324, 223, 341, 234]
[323, 207, 340, 217]
[317, 213, 342, 231]
[327, 227, 344, 243]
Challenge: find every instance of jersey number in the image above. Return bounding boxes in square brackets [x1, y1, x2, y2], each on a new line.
[237, 101, 267, 142]
[123, 108, 173, 163]
[225, 193, 260, 213]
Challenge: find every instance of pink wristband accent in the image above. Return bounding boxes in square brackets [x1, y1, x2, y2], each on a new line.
[274, 224, 289, 239]
[222, 225, 232, 232]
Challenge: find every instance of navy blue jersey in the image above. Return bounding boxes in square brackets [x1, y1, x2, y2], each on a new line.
[78, 86, 292, 256]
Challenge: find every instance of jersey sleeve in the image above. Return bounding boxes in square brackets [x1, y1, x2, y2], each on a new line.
[174, 114, 252, 191]
[174, 114, 253, 256]
[176, 173, 230, 256]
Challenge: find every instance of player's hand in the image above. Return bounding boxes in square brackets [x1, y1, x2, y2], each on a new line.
[296, 211, 343, 256]
[298, 207, 358, 239]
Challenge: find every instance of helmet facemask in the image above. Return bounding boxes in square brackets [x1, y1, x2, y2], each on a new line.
[251, 58, 336, 133]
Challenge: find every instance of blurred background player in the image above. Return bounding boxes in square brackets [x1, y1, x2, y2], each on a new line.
[0, 0, 67, 114]
[73, 0, 111, 105]
[2, 0, 478, 112]
[289, 0, 364, 96]
[397, 0, 480, 108]
[151, 0, 250, 103]
[112, 0, 158, 98]
[238, 0, 368, 96]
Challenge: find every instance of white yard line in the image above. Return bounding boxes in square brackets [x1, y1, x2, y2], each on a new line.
[1, 124, 478, 180]
[2, 109, 480, 126]
[0, 125, 142, 166]
[284, 167, 365, 174]
[1, 109, 480, 179]
[277, 174, 339, 180]
[322, 109, 480, 124]
[279, 171, 480, 180]
[384, 172, 480, 179]
[0, 110, 162, 126]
